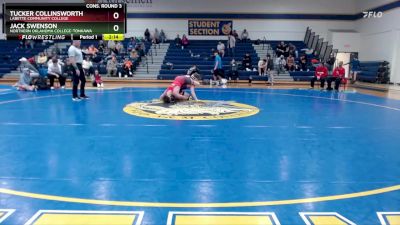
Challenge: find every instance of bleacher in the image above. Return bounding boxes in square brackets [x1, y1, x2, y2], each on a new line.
[357, 61, 389, 83]
[289, 71, 315, 81]
[58, 39, 152, 76]
[0, 40, 52, 78]
[157, 40, 266, 81]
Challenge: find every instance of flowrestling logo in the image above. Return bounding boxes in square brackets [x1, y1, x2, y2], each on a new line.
[123, 100, 259, 120]
[363, 11, 383, 18]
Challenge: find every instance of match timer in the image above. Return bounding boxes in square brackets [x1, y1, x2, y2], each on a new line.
[3, 3, 127, 40]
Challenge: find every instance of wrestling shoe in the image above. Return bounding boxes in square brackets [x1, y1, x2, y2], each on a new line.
[80, 95, 90, 100]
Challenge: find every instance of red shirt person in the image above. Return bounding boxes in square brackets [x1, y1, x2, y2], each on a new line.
[311, 62, 329, 89]
[328, 61, 346, 91]
[332, 65, 345, 78]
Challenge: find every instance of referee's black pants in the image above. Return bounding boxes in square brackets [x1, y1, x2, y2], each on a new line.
[72, 63, 86, 98]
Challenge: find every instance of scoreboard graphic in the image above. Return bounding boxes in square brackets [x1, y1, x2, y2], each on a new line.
[2, 3, 126, 40]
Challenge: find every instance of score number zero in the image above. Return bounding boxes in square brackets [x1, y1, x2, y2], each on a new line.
[112, 11, 120, 32]
[85, 4, 123, 32]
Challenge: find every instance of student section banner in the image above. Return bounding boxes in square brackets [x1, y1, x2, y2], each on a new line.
[188, 20, 233, 36]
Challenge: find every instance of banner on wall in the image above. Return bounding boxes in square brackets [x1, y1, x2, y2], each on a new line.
[188, 20, 233, 36]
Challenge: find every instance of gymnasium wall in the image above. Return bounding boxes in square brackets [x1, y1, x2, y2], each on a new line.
[126, 19, 355, 41]
[355, 7, 400, 83]
[124, 0, 356, 40]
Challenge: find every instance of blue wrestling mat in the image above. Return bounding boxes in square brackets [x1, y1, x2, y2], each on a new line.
[0, 87, 400, 225]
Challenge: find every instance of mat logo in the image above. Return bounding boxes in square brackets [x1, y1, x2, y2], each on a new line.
[123, 100, 259, 120]
[363, 11, 383, 18]
[7, 210, 400, 225]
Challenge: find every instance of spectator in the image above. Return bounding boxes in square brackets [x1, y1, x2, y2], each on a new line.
[127, 41, 135, 52]
[174, 34, 181, 48]
[181, 35, 189, 49]
[47, 57, 66, 89]
[229, 59, 239, 82]
[123, 58, 134, 77]
[91, 53, 103, 64]
[241, 29, 249, 42]
[144, 28, 151, 42]
[326, 53, 336, 71]
[232, 30, 239, 40]
[160, 29, 167, 43]
[106, 55, 118, 77]
[26, 40, 34, 49]
[276, 41, 287, 58]
[328, 61, 345, 91]
[87, 44, 98, 55]
[242, 53, 252, 70]
[19, 57, 39, 77]
[93, 69, 104, 88]
[81, 46, 89, 55]
[286, 54, 295, 71]
[266, 54, 274, 72]
[258, 58, 267, 76]
[288, 43, 298, 58]
[135, 43, 145, 58]
[19, 39, 26, 49]
[14, 68, 36, 91]
[350, 54, 361, 84]
[299, 56, 308, 71]
[213, 50, 224, 84]
[63, 58, 75, 78]
[98, 40, 106, 53]
[130, 50, 139, 60]
[153, 28, 160, 43]
[276, 55, 286, 74]
[187, 65, 200, 75]
[217, 41, 225, 57]
[82, 55, 94, 77]
[152, 36, 158, 45]
[51, 44, 61, 56]
[266, 54, 274, 85]
[115, 41, 124, 54]
[129, 37, 137, 47]
[227, 33, 236, 56]
[36, 52, 48, 67]
[107, 40, 116, 53]
[310, 62, 329, 89]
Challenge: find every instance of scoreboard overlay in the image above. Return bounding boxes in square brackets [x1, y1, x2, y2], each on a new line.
[3, 3, 126, 40]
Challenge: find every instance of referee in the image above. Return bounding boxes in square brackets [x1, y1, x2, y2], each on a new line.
[68, 40, 89, 101]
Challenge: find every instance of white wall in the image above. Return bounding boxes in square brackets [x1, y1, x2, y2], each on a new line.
[356, 7, 400, 83]
[329, 31, 360, 52]
[127, 0, 358, 14]
[127, 19, 355, 41]
[0, 0, 358, 14]
[124, 0, 356, 40]
[355, 0, 396, 11]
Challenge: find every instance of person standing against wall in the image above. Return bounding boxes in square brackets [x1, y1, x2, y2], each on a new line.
[266, 54, 274, 85]
[68, 40, 88, 101]
[212, 50, 224, 85]
[227, 33, 236, 56]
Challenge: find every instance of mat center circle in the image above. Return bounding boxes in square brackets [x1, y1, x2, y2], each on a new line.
[123, 100, 260, 120]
